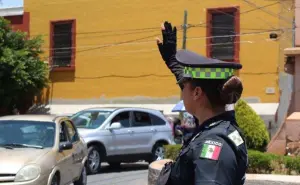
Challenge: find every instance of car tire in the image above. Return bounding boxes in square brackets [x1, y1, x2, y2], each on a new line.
[148, 142, 165, 163]
[108, 162, 121, 168]
[74, 166, 87, 185]
[50, 174, 59, 185]
[86, 145, 102, 175]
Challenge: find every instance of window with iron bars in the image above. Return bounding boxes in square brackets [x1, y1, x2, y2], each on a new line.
[50, 20, 75, 69]
[207, 7, 239, 62]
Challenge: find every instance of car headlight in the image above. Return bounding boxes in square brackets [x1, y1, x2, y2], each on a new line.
[15, 165, 41, 182]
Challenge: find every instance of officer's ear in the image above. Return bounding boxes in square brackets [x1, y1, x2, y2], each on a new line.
[193, 86, 204, 100]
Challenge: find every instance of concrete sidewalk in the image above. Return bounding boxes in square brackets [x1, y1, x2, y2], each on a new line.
[48, 103, 279, 116]
[246, 181, 299, 185]
[246, 174, 300, 184]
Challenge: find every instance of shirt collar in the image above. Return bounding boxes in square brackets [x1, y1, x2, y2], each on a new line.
[196, 110, 236, 131]
[183, 111, 236, 145]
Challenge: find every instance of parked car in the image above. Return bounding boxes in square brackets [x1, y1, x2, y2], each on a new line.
[0, 115, 88, 185]
[70, 107, 175, 175]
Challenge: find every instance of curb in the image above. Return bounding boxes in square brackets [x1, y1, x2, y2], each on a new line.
[246, 174, 300, 183]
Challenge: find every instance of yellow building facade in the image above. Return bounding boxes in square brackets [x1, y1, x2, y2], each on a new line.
[25, 0, 294, 104]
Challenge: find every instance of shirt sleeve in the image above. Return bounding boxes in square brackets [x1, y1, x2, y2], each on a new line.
[192, 135, 238, 185]
[164, 55, 184, 89]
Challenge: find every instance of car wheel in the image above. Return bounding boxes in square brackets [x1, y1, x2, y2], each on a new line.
[74, 166, 87, 185]
[50, 174, 59, 185]
[108, 162, 121, 168]
[149, 143, 165, 163]
[86, 146, 102, 175]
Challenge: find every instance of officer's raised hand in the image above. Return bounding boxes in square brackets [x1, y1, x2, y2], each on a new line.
[156, 21, 183, 89]
[156, 21, 177, 62]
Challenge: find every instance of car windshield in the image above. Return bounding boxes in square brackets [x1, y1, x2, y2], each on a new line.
[0, 120, 56, 149]
[71, 110, 112, 129]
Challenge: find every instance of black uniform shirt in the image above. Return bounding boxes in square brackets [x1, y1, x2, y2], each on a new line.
[167, 111, 248, 185]
[157, 48, 247, 185]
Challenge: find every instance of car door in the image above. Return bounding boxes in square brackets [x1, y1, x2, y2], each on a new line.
[149, 113, 173, 143]
[108, 111, 135, 155]
[56, 121, 74, 185]
[64, 120, 85, 179]
[130, 111, 153, 154]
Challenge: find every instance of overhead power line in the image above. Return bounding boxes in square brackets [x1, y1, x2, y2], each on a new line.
[45, 28, 287, 53]
[242, 0, 293, 23]
[30, 1, 282, 38]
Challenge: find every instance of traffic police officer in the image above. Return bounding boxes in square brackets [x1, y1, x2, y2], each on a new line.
[155, 21, 248, 185]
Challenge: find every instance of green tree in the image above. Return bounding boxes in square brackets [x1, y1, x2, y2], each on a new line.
[0, 17, 48, 115]
[235, 99, 270, 151]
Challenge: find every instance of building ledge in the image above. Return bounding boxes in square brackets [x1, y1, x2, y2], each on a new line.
[284, 47, 300, 56]
[286, 112, 300, 121]
[0, 7, 23, 17]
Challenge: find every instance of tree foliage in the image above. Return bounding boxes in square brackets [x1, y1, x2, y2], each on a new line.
[0, 17, 48, 115]
[235, 99, 270, 151]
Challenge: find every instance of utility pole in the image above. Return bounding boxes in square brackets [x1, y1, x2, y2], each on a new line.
[179, 10, 188, 120]
[180, 10, 188, 99]
[292, 18, 296, 47]
[182, 10, 188, 50]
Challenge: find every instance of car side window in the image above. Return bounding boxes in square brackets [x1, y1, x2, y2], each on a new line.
[150, 114, 166, 126]
[59, 122, 69, 143]
[111, 111, 130, 128]
[65, 120, 80, 142]
[132, 111, 151, 127]
[72, 112, 91, 127]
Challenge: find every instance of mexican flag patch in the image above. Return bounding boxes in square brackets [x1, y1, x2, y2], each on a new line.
[200, 140, 222, 160]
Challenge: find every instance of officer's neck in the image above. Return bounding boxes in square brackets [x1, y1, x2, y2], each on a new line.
[195, 107, 225, 125]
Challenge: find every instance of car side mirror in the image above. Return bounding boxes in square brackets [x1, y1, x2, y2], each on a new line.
[108, 122, 122, 130]
[59, 142, 73, 151]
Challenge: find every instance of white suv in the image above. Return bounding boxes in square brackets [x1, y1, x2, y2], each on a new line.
[70, 107, 174, 174]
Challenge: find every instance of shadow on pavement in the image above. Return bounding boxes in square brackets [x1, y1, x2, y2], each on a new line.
[94, 162, 149, 174]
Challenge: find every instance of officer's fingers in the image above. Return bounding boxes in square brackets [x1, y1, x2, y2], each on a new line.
[158, 43, 163, 51]
[156, 38, 163, 49]
[157, 43, 164, 57]
[156, 37, 162, 44]
[161, 22, 165, 30]
[166, 22, 172, 32]
[161, 23, 167, 42]
[173, 27, 177, 39]
[173, 26, 177, 33]
[169, 22, 173, 30]
[164, 21, 172, 33]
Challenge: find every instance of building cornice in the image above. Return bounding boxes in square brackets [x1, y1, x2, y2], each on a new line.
[0, 7, 23, 17]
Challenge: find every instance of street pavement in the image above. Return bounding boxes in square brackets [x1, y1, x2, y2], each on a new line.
[85, 162, 300, 185]
[87, 162, 148, 185]
[246, 181, 300, 185]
